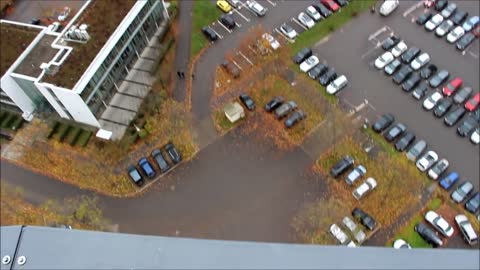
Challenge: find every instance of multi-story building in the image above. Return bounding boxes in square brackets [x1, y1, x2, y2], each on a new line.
[0, 0, 169, 139]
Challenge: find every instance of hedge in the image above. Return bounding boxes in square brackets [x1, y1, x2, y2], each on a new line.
[1, 114, 14, 128]
[77, 130, 92, 147]
[54, 124, 70, 141]
[10, 117, 23, 130]
[47, 122, 60, 139]
[67, 126, 82, 146]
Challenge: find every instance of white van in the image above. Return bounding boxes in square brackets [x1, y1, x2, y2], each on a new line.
[326, 75, 348, 95]
[379, 0, 399, 16]
[455, 214, 478, 245]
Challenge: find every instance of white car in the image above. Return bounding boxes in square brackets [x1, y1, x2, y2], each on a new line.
[329, 224, 350, 244]
[447, 26, 465, 43]
[410, 52, 430, 71]
[393, 239, 412, 249]
[379, 0, 399, 16]
[428, 158, 449, 180]
[425, 210, 454, 237]
[306, 5, 322, 21]
[374, 51, 394, 69]
[352, 177, 377, 200]
[471, 128, 479, 145]
[279, 23, 297, 39]
[227, 0, 241, 8]
[455, 214, 478, 245]
[298, 12, 315, 29]
[326, 75, 348, 95]
[299, 55, 319, 72]
[423, 91, 443, 111]
[425, 14, 444, 31]
[435, 20, 454, 37]
[416, 151, 438, 172]
[342, 216, 366, 244]
[391, 41, 407, 57]
[246, 0, 267, 16]
[262, 33, 280, 50]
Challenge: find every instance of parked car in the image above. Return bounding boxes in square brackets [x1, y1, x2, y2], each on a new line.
[447, 26, 465, 43]
[165, 143, 182, 164]
[428, 158, 449, 179]
[345, 165, 366, 185]
[381, 35, 400, 50]
[441, 2, 457, 18]
[246, 0, 267, 16]
[329, 224, 350, 244]
[455, 214, 478, 245]
[127, 165, 144, 186]
[416, 12, 433, 25]
[353, 177, 377, 200]
[321, 0, 340, 12]
[306, 5, 322, 21]
[412, 82, 429, 100]
[326, 75, 348, 95]
[298, 12, 315, 29]
[319, 68, 337, 86]
[410, 53, 430, 71]
[262, 33, 280, 50]
[444, 106, 466, 126]
[227, 0, 241, 8]
[401, 47, 421, 64]
[402, 73, 421, 92]
[280, 23, 298, 40]
[433, 98, 453, 117]
[384, 59, 402, 75]
[456, 33, 475, 50]
[384, 122, 407, 142]
[451, 10, 468, 25]
[217, 0, 232, 13]
[406, 139, 427, 161]
[395, 131, 416, 151]
[300, 55, 320, 72]
[375, 51, 394, 69]
[391, 41, 408, 57]
[462, 15, 480, 32]
[284, 110, 306, 128]
[442, 77, 463, 97]
[239, 94, 255, 111]
[265, 96, 284, 112]
[392, 65, 413, 84]
[420, 64, 437, 79]
[434, 0, 448, 10]
[313, 3, 332, 17]
[352, 207, 376, 231]
[221, 59, 240, 78]
[330, 155, 354, 178]
[435, 20, 454, 37]
[373, 113, 395, 133]
[274, 101, 297, 119]
[152, 149, 170, 173]
[416, 150, 438, 172]
[424, 0, 435, 9]
[465, 93, 480, 112]
[471, 127, 480, 144]
[393, 239, 412, 249]
[439, 171, 459, 190]
[308, 63, 328, 79]
[465, 192, 480, 214]
[379, 0, 399, 16]
[220, 14, 236, 29]
[425, 14, 444, 31]
[415, 223, 443, 247]
[451, 181, 474, 203]
[138, 157, 156, 178]
[423, 91, 443, 111]
[453, 86, 473, 104]
[342, 216, 366, 244]
[202, 26, 218, 42]
[292, 47, 312, 64]
[457, 116, 478, 137]
[429, 69, 450, 88]
[335, 0, 349, 7]
[473, 25, 480, 37]
[425, 210, 454, 237]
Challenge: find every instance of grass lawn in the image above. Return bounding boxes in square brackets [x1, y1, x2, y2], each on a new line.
[212, 109, 238, 134]
[191, 1, 222, 59]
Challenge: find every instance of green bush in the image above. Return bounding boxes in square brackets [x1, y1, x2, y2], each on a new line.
[55, 124, 70, 142]
[10, 117, 24, 130]
[67, 127, 82, 146]
[138, 129, 149, 139]
[0, 111, 8, 123]
[1, 114, 14, 128]
[47, 122, 60, 139]
[77, 130, 92, 147]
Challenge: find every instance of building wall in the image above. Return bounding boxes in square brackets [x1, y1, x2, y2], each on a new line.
[0, 75, 36, 118]
[34, 84, 71, 119]
[50, 86, 101, 127]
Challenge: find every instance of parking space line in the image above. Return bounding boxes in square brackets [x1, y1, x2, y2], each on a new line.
[266, 0, 276, 7]
[232, 8, 250, 22]
[274, 28, 294, 43]
[235, 22, 242, 28]
[237, 51, 254, 66]
[210, 26, 224, 39]
[217, 20, 232, 33]
[232, 59, 243, 70]
[361, 44, 381, 59]
[403, 1, 423, 18]
[240, 1, 258, 16]
[291, 18, 307, 31]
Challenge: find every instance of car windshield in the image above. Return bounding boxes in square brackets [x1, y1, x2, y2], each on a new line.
[129, 170, 141, 180]
[283, 24, 293, 32]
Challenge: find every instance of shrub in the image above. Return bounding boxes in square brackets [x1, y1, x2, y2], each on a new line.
[77, 130, 92, 147]
[67, 127, 82, 146]
[138, 129, 149, 139]
[10, 117, 24, 130]
[58, 125, 71, 142]
[1, 114, 14, 128]
[47, 122, 60, 139]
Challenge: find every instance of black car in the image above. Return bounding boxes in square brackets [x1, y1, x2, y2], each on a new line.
[435, 0, 448, 11]
[201, 26, 218, 41]
[293, 47, 313, 64]
[239, 94, 255, 111]
[465, 192, 480, 214]
[336, 0, 348, 7]
[384, 122, 407, 142]
[319, 68, 337, 86]
[444, 106, 466, 126]
[429, 69, 449, 88]
[384, 59, 402, 76]
[381, 35, 400, 50]
[220, 14, 236, 29]
[392, 65, 413, 84]
[451, 10, 468, 25]
[412, 82, 429, 100]
[265, 96, 284, 112]
[394, 131, 416, 152]
[416, 12, 433, 25]
[420, 64, 437, 79]
[402, 73, 421, 92]
[372, 113, 395, 133]
[165, 143, 182, 164]
[433, 98, 453, 117]
[30, 18, 41, 25]
[453, 86, 473, 104]
[308, 63, 328, 79]
[330, 155, 354, 178]
[285, 110, 307, 128]
[401, 47, 421, 63]
[456, 33, 475, 50]
[152, 149, 170, 173]
[352, 208, 376, 231]
[415, 223, 443, 247]
[457, 116, 478, 137]
[127, 165, 144, 186]
[313, 3, 332, 17]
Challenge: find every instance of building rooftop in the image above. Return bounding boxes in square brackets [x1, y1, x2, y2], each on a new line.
[13, 34, 60, 78]
[0, 22, 41, 77]
[42, 0, 136, 89]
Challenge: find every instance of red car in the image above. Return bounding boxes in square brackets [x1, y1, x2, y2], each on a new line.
[465, 93, 480, 112]
[473, 26, 480, 38]
[321, 0, 340, 12]
[442, 77, 463, 96]
[424, 0, 436, 8]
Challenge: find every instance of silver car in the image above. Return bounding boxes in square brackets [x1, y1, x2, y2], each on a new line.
[441, 3, 457, 19]
[451, 181, 474, 203]
[329, 223, 350, 244]
[435, 20, 454, 37]
[342, 216, 366, 244]
[345, 165, 366, 185]
[246, 0, 267, 16]
[406, 140, 427, 161]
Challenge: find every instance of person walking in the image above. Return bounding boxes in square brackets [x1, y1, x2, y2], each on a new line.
[177, 71, 181, 78]
[191, 73, 195, 80]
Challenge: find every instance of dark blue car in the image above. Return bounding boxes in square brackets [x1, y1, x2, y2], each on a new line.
[439, 172, 459, 190]
[138, 158, 156, 179]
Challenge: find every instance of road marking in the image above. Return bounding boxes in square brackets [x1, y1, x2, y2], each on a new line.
[232, 59, 243, 70]
[235, 22, 242, 28]
[291, 17, 307, 31]
[232, 7, 250, 22]
[368, 25, 391, 42]
[274, 28, 294, 43]
[361, 44, 381, 59]
[210, 27, 224, 39]
[403, 1, 423, 18]
[314, 35, 330, 47]
[266, 0, 276, 7]
[217, 20, 232, 33]
[238, 51, 254, 66]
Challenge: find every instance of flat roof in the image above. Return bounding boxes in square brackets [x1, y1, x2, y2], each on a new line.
[42, 0, 136, 88]
[13, 34, 59, 78]
[0, 22, 41, 77]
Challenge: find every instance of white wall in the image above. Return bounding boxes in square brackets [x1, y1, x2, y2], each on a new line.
[34, 83, 70, 119]
[50, 86, 101, 127]
[0, 75, 36, 117]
